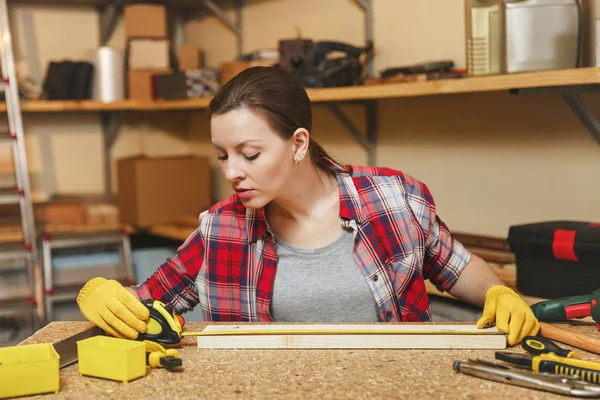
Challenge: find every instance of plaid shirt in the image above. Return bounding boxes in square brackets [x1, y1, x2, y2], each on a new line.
[134, 165, 471, 322]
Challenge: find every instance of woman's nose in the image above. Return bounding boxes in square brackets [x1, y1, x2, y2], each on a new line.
[224, 160, 244, 182]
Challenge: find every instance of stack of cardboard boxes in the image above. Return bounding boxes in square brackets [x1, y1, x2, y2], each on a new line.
[124, 3, 171, 101]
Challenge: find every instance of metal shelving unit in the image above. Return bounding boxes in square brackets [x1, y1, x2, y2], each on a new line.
[1, 0, 599, 200]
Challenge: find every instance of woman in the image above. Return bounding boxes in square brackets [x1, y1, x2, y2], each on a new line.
[77, 67, 538, 345]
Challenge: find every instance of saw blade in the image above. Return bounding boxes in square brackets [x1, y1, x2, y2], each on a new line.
[52, 325, 103, 369]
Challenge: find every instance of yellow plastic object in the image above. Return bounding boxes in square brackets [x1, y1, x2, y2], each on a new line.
[77, 335, 146, 383]
[0, 343, 60, 398]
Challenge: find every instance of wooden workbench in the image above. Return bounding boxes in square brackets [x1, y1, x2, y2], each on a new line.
[17, 321, 600, 399]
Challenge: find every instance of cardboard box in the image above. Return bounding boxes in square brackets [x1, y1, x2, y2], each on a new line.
[86, 203, 119, 225]
[128, 39, 170, 70]
[35, 201, 87, 226]
[219, 59, 276, 86]
[124, 4, 167, 39]
[117, 155, 212, 227]
[128, 69, 171, 101]
[178, 44, 201, 70]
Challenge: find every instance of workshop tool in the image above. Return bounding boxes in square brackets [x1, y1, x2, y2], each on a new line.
[52, 325, 103, 368]
[495, 350, 600, 383]
[278, 38, 374, 88]
[135, 301, 506, 349]
[453, 359, 600, 397]
[143, 340, 182, 370]
[531, 289, 600, 329]
[539, 322, 600, 355]
[521, 335, 577, 358]
[51, 321, 183, 371]
[137, 300, 185, 345]
[136, 301, 507, 348]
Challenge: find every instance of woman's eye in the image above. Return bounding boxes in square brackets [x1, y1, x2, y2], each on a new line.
[244, 153, 260, 161]
[217, 154, 228, 161]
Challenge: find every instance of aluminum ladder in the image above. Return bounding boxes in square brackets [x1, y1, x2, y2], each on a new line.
[42, 230, 135, 322]
[0, 0, 44, 326]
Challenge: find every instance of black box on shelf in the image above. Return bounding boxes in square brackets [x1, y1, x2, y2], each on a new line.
[154, 69, 219, 100]
[507, 221, 600, 299]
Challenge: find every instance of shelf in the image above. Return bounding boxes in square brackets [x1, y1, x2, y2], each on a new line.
[4, 67, 600, 114]
[0, 98, 213, 113]
[306, 67, 600, 103]
[8, 0, 203, 5]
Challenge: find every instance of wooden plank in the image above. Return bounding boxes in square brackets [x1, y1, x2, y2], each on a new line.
[306, 67, 600, 103]
[148, 215, 199, 241]
[8, 0, 202, 5]
[0, 100, 135, 113]
[130, 98, 212, 111]
[425, 280, 547, 306]
[0, 225, 23, 243]
[454, 232, 511, 252]
[41, 223, 133, 235]
[539, 322, 600, 354]
[194, 323, 506, 349]
[2, 67, 599, 113]
[468, 247, 515, 264]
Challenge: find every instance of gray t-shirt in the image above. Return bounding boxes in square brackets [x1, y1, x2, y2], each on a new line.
[271, 228, 380, 322]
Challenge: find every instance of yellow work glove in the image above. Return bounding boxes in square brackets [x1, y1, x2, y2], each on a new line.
[476, 285, 540, 346]
[76, 277, 150, 339]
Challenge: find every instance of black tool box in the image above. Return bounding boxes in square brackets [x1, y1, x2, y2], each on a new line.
[507, 221, 600, 299]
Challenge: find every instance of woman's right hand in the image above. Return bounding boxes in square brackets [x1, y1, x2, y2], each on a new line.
[76, 277, 150, 339]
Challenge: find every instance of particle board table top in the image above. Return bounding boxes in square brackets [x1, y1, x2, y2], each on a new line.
[16, 321, 600, 400]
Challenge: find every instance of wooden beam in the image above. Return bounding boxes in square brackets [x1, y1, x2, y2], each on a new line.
[194, 324, 506, 349]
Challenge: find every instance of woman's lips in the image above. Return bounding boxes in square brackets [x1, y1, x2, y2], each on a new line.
[235, 188, 255, 199]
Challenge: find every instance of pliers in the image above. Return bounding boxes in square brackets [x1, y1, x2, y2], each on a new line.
[454, 359, 600, 398]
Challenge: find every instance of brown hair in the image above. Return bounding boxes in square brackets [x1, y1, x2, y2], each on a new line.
[208, 66, 347, 177]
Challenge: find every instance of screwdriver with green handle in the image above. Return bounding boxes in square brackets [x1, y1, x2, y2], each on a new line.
[530, 289, 600, 330]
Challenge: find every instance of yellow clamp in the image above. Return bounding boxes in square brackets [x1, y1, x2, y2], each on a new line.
[143, 340, 181, 369]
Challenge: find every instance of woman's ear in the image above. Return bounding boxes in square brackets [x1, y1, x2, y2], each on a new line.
[292, 128, 310, 162]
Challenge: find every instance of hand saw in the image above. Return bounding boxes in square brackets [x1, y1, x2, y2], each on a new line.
[52, 325, 103, 369]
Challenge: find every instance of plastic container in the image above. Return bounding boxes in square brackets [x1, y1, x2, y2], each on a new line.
[508, 221, 600, 298]
[0, 343, 60, 398]
[77, 336, 146, 383]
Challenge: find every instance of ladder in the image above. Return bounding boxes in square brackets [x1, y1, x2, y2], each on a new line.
[42, 230, 135, 322]
[0, 0, 44, 326]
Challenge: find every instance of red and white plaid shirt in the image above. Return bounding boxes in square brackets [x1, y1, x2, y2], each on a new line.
[134, 164, 471, 322]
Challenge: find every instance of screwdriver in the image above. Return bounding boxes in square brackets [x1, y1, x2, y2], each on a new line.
[495, 351, 600, 384]
[522, 335, 577, 358]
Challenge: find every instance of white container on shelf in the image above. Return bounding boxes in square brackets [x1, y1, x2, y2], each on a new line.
[90, 47, 125, 103]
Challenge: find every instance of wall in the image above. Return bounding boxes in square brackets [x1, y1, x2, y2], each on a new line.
[185, 0, 600, 236]
[1, 4, 195, 199]
[1, 0, 599, 237]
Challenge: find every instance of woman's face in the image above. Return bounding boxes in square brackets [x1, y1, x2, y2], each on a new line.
[211, 107, 296, 208]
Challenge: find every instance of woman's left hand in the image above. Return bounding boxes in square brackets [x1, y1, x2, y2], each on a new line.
[476, 285, 540, 345]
